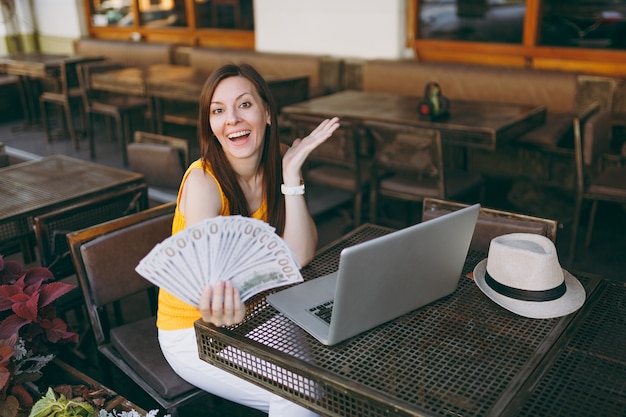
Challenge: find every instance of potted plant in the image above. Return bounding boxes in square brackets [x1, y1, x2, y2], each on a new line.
[0, 255, 167, 417]
[28, 386, 170, 417]
[0, 254, 78, 417]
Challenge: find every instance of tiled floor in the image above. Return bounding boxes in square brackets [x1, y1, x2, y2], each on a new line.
[2, 113, 625, 416]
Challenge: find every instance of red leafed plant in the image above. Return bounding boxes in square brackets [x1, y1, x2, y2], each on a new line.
[0, 254, 79, 417]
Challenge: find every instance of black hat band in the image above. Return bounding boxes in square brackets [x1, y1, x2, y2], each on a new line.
[485, 271, 566, 302]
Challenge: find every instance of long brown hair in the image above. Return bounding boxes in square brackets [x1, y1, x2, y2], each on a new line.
[197, 63, 285, 235]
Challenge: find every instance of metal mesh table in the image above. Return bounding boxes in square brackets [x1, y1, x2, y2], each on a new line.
[196, 224, 599, 417]
[516, 280, 626, 417]
[0, 155, 145, 244]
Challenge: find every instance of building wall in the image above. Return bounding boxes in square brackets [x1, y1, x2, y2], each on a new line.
[33, 0, 86, 53]
[254, 0, 411, 59]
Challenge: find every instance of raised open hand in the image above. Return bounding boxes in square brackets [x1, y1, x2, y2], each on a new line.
[282, 117, 340, 182]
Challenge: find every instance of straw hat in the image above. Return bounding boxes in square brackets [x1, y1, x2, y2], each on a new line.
[473, 233, 585, 319]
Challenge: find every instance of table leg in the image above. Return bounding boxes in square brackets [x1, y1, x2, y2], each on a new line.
[12, 75, 43, 131]
[16, 75, 33, 125]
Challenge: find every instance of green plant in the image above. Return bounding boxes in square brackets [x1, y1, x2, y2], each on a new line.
[97, 410, 170, 417]
[0, 255, 78, 417]
[28, 389, 170, 417]
[28, 388, 93, 417]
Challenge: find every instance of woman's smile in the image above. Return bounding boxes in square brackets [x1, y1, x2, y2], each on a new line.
[227, 129, 252, 144]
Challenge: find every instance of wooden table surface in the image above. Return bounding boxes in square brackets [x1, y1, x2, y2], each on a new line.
[0, 155, 145, 242]
[282, 90, 547, 151]
[90, 64, 310, 133]
[0, 52, 70, 78]
[91, 63, 309, 105]
[90, 64, 201, 96]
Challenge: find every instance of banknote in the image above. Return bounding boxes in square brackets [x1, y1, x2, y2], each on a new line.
[135, 216, 302, 306]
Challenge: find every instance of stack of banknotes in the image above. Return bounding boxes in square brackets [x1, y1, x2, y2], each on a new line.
[135, 215, 303, 306]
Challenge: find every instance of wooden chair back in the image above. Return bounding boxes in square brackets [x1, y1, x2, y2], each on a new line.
[127, 131, 190, 189]
[365, 121, 484, 226]
[133, 130, 190, 167]
[76, 61, 125, 110]
[76, 60, 150, 165]
[61, 56, 105, 97]
[573, 101, 610, 194]
[67, 202, 173, 342]
[367, 121, 445, 197]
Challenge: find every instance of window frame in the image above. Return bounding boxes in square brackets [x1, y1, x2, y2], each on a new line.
[408, 0, 626, 76]
[83, 0, 255, 49]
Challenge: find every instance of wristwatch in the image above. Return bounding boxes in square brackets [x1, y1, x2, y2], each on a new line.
[281, 183, 305, 195]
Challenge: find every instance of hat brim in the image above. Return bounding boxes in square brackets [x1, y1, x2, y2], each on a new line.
[473, 259, 586, 319]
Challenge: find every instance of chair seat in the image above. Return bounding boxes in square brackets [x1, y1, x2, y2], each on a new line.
[40, 89, 83, 104]
[90, 96, 149, 115]
[379, 173, 440, 198]
[445, 170, 485, 197]
[379, 170, 483, 200]
[307, 164, 370, 190]
[588, 166, 626, 199]
[516, 112, 574, 147]
[110, 316, 197, 400]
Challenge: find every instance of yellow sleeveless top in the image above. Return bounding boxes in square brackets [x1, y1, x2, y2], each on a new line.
[156, 159, 268, 330]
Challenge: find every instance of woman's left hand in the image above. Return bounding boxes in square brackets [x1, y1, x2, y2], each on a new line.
[282, 117, 340, 182]
[199, 281, 245, 327]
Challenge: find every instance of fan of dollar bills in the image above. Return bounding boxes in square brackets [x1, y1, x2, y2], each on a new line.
[135, 215, 303, 307]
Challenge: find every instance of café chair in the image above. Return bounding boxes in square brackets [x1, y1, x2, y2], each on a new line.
[67, 202, 209, 417]
[77, 61, 150, 166]
[39, 56, 105, 150]
[34, 183, 149, 281]
[365, 121, 484, 226]
[127, 131, 189, 190]
[422, 197, 558, 253]
[33, 184, 149, 357]
[568, 104, 626, 267]
[0, 142, 8, 168]
[290, 114, 370, 226]
[153, 96, 199, 135]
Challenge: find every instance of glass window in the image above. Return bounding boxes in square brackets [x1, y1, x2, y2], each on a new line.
[138, 0, 187, 27]
[418, 0, 525, 44]
[194, 0, 254, 30]
[539, 1, 626, 50]
[90, 0, 134, 27]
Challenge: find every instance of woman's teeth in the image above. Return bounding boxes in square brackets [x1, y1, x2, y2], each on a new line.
[228, 130, 251, 140]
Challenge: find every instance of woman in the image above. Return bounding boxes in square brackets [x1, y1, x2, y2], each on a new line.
[157, 63, 339, 416]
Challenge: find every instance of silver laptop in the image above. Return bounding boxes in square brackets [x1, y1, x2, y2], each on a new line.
[267, 203, 480, 345]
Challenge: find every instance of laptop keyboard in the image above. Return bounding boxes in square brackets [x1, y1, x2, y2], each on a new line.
[308, 300, 334, 324]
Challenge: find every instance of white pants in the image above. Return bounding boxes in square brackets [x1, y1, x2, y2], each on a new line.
[158, 327, 320, 417]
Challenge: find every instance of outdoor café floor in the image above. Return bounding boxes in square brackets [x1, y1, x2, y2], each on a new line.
[2, 113, 625, 416]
